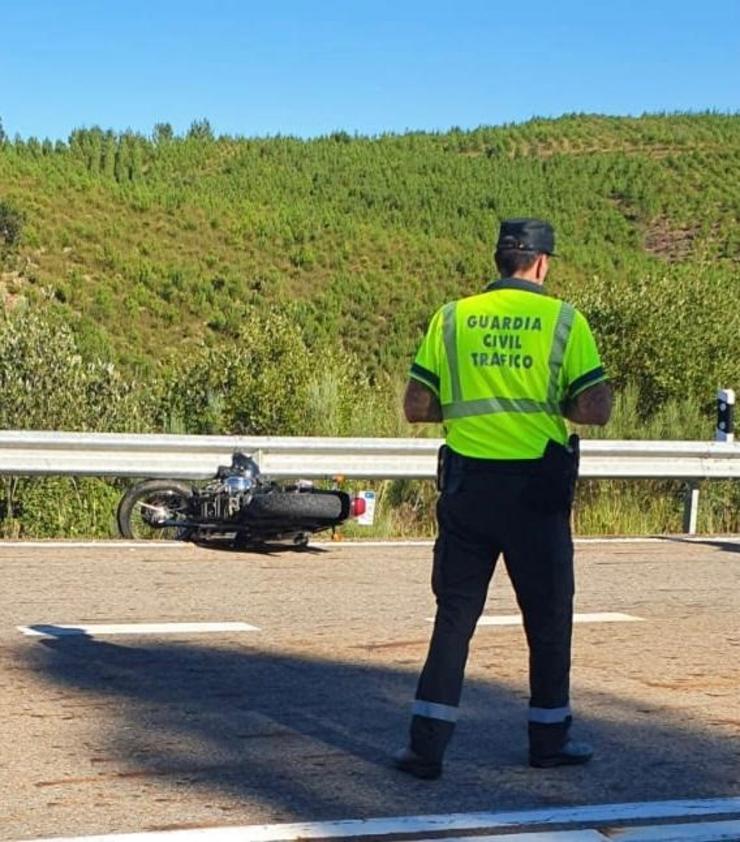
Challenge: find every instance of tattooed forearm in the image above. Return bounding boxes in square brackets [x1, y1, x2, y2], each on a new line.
[564, 382, 612, 426]
[404, 380, 443, 423]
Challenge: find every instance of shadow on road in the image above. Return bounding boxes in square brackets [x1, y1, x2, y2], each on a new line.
[23, 633, 740, 823]
[192, 538, 331, 556]
[662, 537, 740, 555]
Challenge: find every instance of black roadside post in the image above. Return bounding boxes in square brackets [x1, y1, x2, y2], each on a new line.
[716, 388, 736, 443]
[683, 389, 735, 534]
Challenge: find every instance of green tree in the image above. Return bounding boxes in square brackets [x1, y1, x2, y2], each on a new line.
[0, 308, 152, 537]
[0, 199, 25, 258]
[159, 306, 315, 434]
[114, 138, 130, 182]
[130, 138, 144, 181]
[101, 131, 117, 178]
[0, 308, 148, 431]
[187, 118, 214, 141]
[153, 122, 174, 144]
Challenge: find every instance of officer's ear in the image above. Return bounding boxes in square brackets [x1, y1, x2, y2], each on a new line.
[534, 253, 549, 282]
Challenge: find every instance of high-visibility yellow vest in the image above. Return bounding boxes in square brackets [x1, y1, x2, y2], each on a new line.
[410, 278, 607, 459]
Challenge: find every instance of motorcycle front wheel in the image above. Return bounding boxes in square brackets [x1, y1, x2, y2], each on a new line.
[117, 480, 194, 540]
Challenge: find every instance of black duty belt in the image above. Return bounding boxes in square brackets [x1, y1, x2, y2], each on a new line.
[446, 447, 541, 475]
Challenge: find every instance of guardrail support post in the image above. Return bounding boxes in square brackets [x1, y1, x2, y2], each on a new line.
[716, 389, 735, 443]
[682, 481, 700, 534]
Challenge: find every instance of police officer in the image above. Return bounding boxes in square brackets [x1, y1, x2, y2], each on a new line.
[394, 218, 612, 780]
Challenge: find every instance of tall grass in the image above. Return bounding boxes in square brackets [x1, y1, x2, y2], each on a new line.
[343, 384, 739, 539]
[573, 386, 739, 535]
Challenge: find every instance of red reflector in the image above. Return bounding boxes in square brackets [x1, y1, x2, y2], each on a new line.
[351, 496, 367, 518]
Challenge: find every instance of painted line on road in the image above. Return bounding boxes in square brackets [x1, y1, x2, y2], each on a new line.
[607, 819, 740, 841]
[420, 827, 740, 842]
[478, 611, 644, 626]
[418, 822, 740, 842]
[417, 832, 608, 841]
[316, 540, 436, 547]
[317, 536, 740, 548]
[18, 621, 260, 638]
[13, 798, 740, 842]
[424, 612, 644, 626]
[1, 536, 738, 550]
[0, 540, 191, 549]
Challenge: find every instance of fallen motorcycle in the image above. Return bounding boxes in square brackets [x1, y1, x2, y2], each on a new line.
[117, 452, 364, 546]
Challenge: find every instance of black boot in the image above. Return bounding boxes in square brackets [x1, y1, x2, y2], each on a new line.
[528, 717, 593, 768]
[393, 714, 453, 779]
[392, 747, 443, 780]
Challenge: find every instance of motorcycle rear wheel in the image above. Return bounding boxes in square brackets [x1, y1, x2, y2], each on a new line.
[245, 489, 346, 521]
[117, 480, 194, 540]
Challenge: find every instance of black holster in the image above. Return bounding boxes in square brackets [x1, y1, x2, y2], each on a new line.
[436, 444, 449, 492]
[436, 444, 465, 494]
[523, 434, 580, 514]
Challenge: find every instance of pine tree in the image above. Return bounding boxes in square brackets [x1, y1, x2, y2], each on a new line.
[153, 122, 174, 144]
[130, 138, 143, 181]
[0, 200, 25, 256]
[187, 118, 214, 141]
[101, 131, 117, 179]
[114, 138, 129, 183]
[86, 127, 104, 174]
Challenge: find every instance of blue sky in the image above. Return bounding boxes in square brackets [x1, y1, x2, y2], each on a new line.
[1, 0, 738, 141]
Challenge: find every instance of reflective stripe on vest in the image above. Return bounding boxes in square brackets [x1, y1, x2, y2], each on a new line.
[441, 300, 575, 420]
[442, 301, 463, 403]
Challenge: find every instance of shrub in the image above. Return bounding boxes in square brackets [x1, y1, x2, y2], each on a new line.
[0, 199, 24, 256]
[0, 307, 151, 537]
[574, 265, 740, 407]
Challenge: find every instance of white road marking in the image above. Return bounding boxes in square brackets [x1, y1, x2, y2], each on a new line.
[424, 612, 644, 626]
[14, 798, 740, 842]
[0, 540, 190, 549]
[316, 536, 740, 548]
[1, 536, 738, 549]
[416, 833, 608, 841]
[315, 539, 436, 547]
[478, 611, 643, 626]
[608, 820, 740, 841]
[18, 622, 259, 637]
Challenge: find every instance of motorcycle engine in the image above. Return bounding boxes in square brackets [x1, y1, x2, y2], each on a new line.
[200, 453, 261, 520]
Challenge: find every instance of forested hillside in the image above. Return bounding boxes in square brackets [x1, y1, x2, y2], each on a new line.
[1, 112, 738, 397]
[0, 113, 738, 536]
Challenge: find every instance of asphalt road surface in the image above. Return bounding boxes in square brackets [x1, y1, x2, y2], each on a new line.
[1, 537, 738, 841]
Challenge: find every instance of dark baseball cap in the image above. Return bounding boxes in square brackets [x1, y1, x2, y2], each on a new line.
[496, 218, 556, 256]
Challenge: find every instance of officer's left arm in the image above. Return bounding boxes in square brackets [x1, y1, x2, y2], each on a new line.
[561, 310, 611, 426]
[404, 379, 442, 423]
[564, 381, 612, 426]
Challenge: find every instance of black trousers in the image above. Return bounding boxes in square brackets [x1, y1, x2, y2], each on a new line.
[410, 467, 575, 761]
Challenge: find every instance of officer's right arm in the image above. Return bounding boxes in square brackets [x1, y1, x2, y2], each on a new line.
[406, 308, 444, 424]
[404, 379, 442, 423]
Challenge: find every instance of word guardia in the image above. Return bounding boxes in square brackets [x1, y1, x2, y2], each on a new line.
[466, 315, 543, 331]
[467, 313, 542, 369]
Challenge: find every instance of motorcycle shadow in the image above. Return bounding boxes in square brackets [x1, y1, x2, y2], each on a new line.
[189, 534, 331, 556]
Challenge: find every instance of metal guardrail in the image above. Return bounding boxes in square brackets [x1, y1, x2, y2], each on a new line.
[0, 431, 738, 533]
[0, 430, 738, 481]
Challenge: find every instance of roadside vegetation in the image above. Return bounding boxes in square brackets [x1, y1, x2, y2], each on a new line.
[0, 113, 738, 537]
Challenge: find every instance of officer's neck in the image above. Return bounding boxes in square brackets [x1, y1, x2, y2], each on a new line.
[511, 254, 549, 285]
[509, 273, 545, 286]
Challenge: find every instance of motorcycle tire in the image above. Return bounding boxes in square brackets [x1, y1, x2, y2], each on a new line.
[245, 490, 346, 521]
[117, 479, 194, 540]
